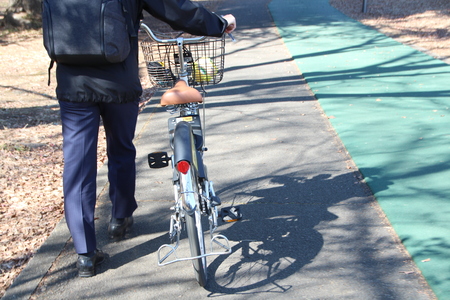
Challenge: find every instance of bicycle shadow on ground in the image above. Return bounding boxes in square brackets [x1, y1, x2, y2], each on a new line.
[204, 171, 381, 295]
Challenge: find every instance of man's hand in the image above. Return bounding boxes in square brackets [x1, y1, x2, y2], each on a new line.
[222, 14, 236, 33]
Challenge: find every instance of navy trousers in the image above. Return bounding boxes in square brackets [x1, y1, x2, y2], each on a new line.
[59, 100, 139, 254]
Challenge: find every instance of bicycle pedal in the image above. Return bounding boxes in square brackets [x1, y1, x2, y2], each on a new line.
[220, 206, 242, 223]
[148, 152, 170, 168]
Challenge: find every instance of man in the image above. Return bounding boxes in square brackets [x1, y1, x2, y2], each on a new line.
[54, 0, 236, 277]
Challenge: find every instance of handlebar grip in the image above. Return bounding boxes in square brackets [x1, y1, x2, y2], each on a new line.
[227, 33, 236, 42]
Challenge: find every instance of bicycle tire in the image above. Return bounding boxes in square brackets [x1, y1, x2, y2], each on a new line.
[186, 208, 208, 286]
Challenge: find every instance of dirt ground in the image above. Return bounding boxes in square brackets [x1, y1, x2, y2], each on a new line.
[330, 0, 450, 62]
[1, 0, 449, 297]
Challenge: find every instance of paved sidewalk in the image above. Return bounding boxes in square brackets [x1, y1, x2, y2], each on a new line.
[3, 0, 437, 299]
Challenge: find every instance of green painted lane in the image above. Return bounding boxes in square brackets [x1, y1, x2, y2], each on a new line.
[269, 0, 450, 298]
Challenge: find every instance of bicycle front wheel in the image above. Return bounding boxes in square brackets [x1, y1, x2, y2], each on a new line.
[186, 208, 208, 286]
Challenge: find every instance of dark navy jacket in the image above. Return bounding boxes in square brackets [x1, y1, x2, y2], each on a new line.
[55, 0, 227, 103]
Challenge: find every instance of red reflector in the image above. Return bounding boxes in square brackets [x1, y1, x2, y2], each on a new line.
[177, 161, 190, 174]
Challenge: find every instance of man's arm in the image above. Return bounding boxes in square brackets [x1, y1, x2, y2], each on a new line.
[142, 0, 233, 37]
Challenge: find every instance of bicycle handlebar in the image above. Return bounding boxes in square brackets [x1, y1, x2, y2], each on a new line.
[140, 22, 207, 44]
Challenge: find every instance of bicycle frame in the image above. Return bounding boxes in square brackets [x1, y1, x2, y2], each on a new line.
[157, 107, 231, 267]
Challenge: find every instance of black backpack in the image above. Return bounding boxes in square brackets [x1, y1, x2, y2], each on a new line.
[42, 0, 137, 67]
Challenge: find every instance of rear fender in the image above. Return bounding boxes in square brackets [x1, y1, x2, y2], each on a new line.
[173, 121, 206, 179]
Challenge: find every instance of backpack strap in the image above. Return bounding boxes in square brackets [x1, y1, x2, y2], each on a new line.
[47, 59, 55, 86]
[121, 0, 137, 39]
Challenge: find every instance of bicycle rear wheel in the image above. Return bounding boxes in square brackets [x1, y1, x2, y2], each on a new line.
[174, 121, 208, 285]
[186, 208, 208, 286]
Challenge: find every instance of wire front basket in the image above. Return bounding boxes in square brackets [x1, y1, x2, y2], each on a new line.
[141, 31, 225, 88]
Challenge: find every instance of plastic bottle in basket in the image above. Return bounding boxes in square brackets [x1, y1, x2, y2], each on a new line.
[193, 57, 218, 83]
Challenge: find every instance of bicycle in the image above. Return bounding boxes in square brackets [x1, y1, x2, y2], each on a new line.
[140, 23, 242, 286]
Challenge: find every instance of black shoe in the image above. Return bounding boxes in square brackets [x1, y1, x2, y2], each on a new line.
[77, 249, 105, 277]
[108, 217, 134, 240]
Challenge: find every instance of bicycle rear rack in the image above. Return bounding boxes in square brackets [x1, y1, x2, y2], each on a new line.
[157, 232, 231, 266]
